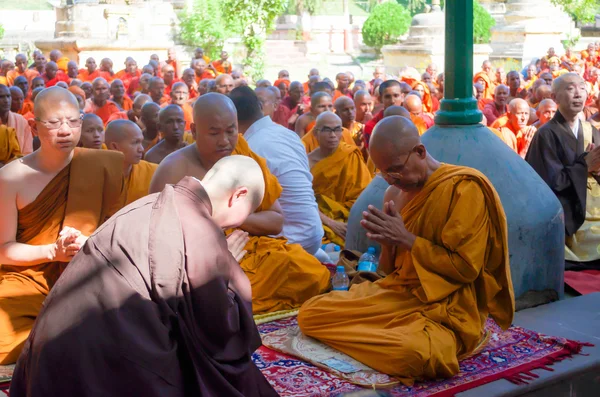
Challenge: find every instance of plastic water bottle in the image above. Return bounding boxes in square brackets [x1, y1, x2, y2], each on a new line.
[328, 245, 341, 264]
[332, 265, 350, 291]
[357, 247, 378, 272]
[322, 243, 336, 253]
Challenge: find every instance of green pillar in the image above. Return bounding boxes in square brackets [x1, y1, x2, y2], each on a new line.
[434, 0, 482, 126]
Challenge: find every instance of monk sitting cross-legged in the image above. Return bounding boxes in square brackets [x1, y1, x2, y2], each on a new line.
[105, 119, 157, 205]
[0, 87, 125, 364]
[298, 116, 515, 383]
[308, 112, 372, 246]
[79, 113, 105, 150]
[150, 93, 330, 314]
[144, 104, 187, 164]
[83, 78, 120, 125]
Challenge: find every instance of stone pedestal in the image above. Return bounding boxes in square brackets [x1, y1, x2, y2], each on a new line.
[381, 8, 444, 75]
[489, 0, 574, 67]
[35, 1, 176, 68]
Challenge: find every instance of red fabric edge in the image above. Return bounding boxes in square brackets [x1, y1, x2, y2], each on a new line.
[428, 340, 594, 397]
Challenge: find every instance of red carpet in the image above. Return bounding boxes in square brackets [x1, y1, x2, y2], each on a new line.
[565, 270, 600, 295]
[255, 316, 592, 397]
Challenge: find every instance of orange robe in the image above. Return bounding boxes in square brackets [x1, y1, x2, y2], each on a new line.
[298, 164, 514, 383]
[6, 69, 39, 86]
[161, 101, 193, 131]
[0, 125, 22, 164]
[0, 148, 125, 364]
[194, 70, 215, 84]
[19, 99, 33, 116]
[77, 69, 111, 83]
[412, 82, 434, 113]
[7, 111, 33, 155]
[83, 99, 121, 125]
[211, 60, 232, 74]
[302, 126, 357, 154]
[497, 122, 525, 155]
[311, 143, 372, 246]
[107, 111, 128, 124]
[113, 96, 133, 112]
[125, 160, 158, 205]
[231, 135, 331, 314]
[114, 69, 141, 91]
[410, 114, 428, 135]
[473, 72, 494, 100]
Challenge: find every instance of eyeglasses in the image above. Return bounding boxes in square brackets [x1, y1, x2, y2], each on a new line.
[319, 126, 343, 134]
[381, 147, 416, 180]
[35, 114, 83, 130]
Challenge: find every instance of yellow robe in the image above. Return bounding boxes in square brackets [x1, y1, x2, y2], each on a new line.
[312, 143, 372, 246]
[125, 160, 158, 205]
[302, 127, 356, 154]
[298, 164, 514, 383]
[0, 148, 125, 364]
[232, 135, 331, 314]
[0, 125, 22, 164]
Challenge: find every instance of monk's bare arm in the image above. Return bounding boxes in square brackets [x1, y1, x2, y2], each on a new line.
[378, 186, 400, 275]
[0, 168, 55, 266]
[239, 200, 283, 236]
[295, 115, 307, 137]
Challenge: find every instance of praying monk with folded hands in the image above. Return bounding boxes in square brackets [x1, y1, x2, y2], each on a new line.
[0, 87, 125, 364]
[299, 116, 515, 384]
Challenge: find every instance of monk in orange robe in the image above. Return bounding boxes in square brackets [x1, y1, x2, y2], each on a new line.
[140, 102, 161, 152]
[105, 119, 157, 205]
[0, 61, 13, 86]
[404, 94, 434, 131]
[83, 78, 120, 125]
[303, 68, 319, 93]
[162, 64, 180, 96]
[496, 98, 537, 158]
[334, 96, 364, 147]
[162, 81, 193, 132]
[7, 54, 39, 86]
[296, 92, 333, 138]
[211, 51, 232, 74]
[0, 125, 21, 166]
[308, 112, 371, 246]
[181, 68, 199, 99]
[110, 79, 133, 111]
[298, 116, 514, 383]
[77, 57, 102, 82]
[79, 114, 105, 150]
[150, 93, 330, 314]
[411, 81, 434, 114]
[12, 76, 33, 115]
[41, 62, 70, 87]
[9, 86, 25, 116]
[1, 85, 33, 155]
[333, 72, 352, 102]
[192, 59, 215, 84]
[473, 71, 494, 101]
[0, 87, 125, 364]
[144, 105, 187, 164]
[107, 93, 151, 130]
[114, 57, 141, 92]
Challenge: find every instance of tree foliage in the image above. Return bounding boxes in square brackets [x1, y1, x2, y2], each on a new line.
[396, 0, 427, 16]
[473, 0, 495, 44]
[177, 0, 229, 60]
[222, 0, 286, 82]
[362, 2, 411, 54]
[550, 0, 598, 24]
[0, 24, 4, 41]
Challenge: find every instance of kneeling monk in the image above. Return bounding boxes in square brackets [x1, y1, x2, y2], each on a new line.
[10, 156, 279, 397]
[309, 112, 371, 246]
[150, 93, 330, 314]
[298, 116, 514, 383]
[0, 87, 125, 364]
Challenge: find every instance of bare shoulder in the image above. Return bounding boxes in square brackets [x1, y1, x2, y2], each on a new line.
[144, 142, 164, 164]
[307, 148, 321, 168]
[383, 185, 413, 212]
[0, 158, 29, 192]
[149, 146, 192, 193]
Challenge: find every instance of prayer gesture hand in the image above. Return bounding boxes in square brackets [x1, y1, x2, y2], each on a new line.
[361, 201, 416, 250]
[227, 230, 249, 262]
[519, 126, 537, 158]
[328, 220, 347, 240]
[53, 226, 86, 262]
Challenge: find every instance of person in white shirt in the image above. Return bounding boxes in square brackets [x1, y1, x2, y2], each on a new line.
[230, 86, 330, 262]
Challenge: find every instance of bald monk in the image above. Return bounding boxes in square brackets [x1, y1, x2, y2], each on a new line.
[403, 94, 433, 133]
[532, 84, 552, 108]
[107, 92, 151, 128]
[79, 114, 105, 150]
[212, 50, 232, 74]
[10, 155, 278, 396]
[80, 81, 92, 99]
[67, 85, 86, 110]
[309, 112, 372, 246]
[149, 76, 168, 105]
[140, 102, 161, 152]
[105, 120, 157, 205]
[0, 87, 125, 364]
[41, 62, 69, 88]
[181, 68, 199, 99]
[98, 58, 115, 82]
[482, 85, 509, 126]
[533, 98, 557, 128]
[66, 61, 79, 80]
[303, 68, 319, 92]
[354, 89, 374, 124]
[496, 98, 537, 157]
[13, 76, 31, 113]
[364, 80, 405, 147]
[334, 96, 363, 146]
[0, 85, 33, 155]
[192, 59, 215, 84]
[278, 69, 290, 80]
[83, 78, 120, 125]
[256, 79, 271, 88]
[333, 73, 351, 102]
[165, 82, 193, 133]
[150, 93, 330, 313]
[30, 52, 46, 75]
[110, 79, 132, 111]
[77, 57, 102, 82]
[49, 49, 70, 73]
[114, 57, 140, 91]
[162, 64, 178, 96]
[0, 61, 13, 86]
[295, 91, 333, 137]
[301, 93, 356, 153]
[298, 116, 514, 382]
[215, 74, 235, 95]
[30, 76, 45, 92]
[7, 54, 39, 86]
[9, 86, 24, 115]
[127, 68, 153, 97]
[144, 105, 187, 164]
[255, 87, 277, 119]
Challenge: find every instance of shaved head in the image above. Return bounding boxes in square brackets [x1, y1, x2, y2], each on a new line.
[334, 96, 353, 111]
[371, 116, 420, 153]
[255, 87, 277, 117]
[311, 91, 332, 108]
[9, 86, 24, 113]
[256, 79, 271, 88]
[34, 86, 79, 119]
[215, 74, 235, 95]
[384, 105, 410, 118]
[403, 94, 423, 115]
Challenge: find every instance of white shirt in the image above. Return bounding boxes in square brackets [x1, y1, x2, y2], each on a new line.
[572, 120, 579, 139]
[244, 116, 324, 250]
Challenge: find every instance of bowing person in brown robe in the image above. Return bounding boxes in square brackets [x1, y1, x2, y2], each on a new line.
[10, 156, 279, 397]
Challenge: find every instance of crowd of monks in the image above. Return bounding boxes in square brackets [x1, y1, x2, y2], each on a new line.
[0, 41, 599, 392]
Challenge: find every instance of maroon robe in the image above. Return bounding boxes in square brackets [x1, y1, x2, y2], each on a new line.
[10, 177, 277, 397]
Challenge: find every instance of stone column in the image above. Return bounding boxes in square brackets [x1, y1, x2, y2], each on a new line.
[489, 0, 574, 67]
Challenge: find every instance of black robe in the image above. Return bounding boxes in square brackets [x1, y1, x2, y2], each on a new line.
[525, 111, 600, 236]
[10, 177, 278, 397]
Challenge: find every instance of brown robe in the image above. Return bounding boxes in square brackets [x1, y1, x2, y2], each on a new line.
[10, 177, 277, 397]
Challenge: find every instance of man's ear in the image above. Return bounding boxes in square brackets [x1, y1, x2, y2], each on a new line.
[229, 186, 249, 207]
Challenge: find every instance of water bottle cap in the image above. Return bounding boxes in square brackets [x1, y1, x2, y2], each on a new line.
[334, 245, 341, 252]
[336, 265, 345, 272]
[322, 244, 328, 250]
[367, 247, 376, 254]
